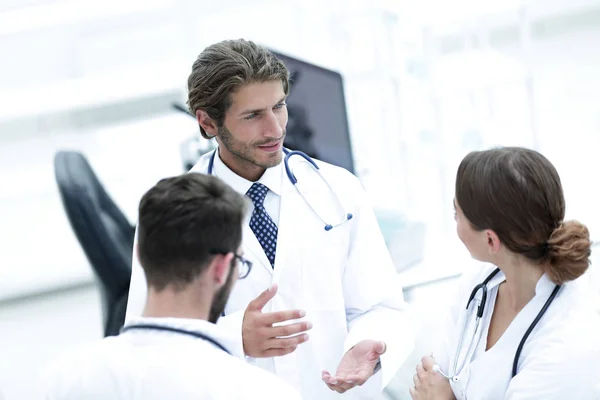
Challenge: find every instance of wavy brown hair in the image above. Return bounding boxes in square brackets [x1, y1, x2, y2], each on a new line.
[187, 39, 290, 139]
[455, 147, 591, 284]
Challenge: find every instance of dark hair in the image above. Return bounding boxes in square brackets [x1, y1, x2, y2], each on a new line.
[137, 173, 246, 291]
[187, 38, 290, 139]
[455, 146, 591, 284]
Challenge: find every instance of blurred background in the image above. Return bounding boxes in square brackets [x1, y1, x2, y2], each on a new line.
[1, 0, 599, 399]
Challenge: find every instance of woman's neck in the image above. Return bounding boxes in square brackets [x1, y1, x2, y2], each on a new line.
[496, 257, 545, 311]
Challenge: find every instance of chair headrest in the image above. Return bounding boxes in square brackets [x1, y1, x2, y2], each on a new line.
[54, 151, 133, 298]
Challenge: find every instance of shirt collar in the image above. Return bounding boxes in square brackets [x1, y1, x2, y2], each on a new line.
[123, 316, 238, 355]
[212, 148, 282, 197]
[488, 268, 556, 297]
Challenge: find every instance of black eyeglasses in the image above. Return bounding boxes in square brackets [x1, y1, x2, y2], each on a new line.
[210, 250, 253, 279]
[232, 254, 253, 279]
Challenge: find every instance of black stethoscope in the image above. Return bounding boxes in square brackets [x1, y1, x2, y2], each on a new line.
[434, 268, 561, 381]
[120, 324, 231, 355]
[207, 147, 353, 231]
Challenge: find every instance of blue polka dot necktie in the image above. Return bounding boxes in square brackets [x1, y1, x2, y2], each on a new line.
[246, 183, 278, 267]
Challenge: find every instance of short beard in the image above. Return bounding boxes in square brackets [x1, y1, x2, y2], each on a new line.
[208, 260, 236, 324]
[218, 125, 284, 169]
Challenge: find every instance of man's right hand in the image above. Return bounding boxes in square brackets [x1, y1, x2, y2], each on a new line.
[242, 284, 312, 358]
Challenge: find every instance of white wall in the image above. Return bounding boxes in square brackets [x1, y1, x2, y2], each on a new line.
[0, 114, 197, 300]
[2, 0, 600, 300]
[0, 0, 413, 300]
[397, 5, 600, 249]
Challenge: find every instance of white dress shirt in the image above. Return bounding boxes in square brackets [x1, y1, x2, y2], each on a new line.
[41, 317, 302, 400]
[212, 151, 282, 226]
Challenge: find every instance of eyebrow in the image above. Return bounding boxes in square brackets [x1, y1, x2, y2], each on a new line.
[238, 96, 287, 116]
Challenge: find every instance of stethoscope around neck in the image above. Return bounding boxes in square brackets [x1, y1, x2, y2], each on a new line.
[207, 147, 353, 231]
[120, 324, 230, 354]
[434, 268, 561, 382]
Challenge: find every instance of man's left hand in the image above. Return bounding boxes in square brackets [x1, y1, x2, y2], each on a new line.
[321, 340, 386, 394]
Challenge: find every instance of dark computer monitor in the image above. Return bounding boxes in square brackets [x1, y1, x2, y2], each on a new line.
[270, 50, 355, 174]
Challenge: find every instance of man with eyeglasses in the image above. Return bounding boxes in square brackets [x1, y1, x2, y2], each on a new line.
[41, 173, 302, 400]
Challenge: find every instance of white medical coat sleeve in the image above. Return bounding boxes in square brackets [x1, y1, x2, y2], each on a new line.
[341, 174, 416, 388]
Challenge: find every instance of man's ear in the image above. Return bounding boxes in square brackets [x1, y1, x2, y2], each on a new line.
[196, 110, 219, 138]
[211, 253, 234, 286]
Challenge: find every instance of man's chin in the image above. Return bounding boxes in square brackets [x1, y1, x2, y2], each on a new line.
[266, 156, 283, 168]
[254, 152, 283, 169]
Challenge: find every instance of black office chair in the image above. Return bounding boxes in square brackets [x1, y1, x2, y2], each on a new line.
[54, 150, 134, 337]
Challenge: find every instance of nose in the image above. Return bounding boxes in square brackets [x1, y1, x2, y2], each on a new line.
[262, 110, 284, 139]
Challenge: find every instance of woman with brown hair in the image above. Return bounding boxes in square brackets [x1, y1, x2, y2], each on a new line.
[410, 147, 600, 400]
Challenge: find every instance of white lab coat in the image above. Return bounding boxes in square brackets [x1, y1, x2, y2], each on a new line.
[41, 317, 302, 400]
[126, 150, 415, 399]
[433, 263, 600, 400]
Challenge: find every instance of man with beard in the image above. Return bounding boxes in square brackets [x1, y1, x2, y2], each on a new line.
[41, 173, 301, 400]
[126, 39, 414, 399]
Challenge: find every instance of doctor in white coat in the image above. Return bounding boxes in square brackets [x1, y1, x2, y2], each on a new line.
[125, 39, 415, 399]
[410, 147, 600, 400]
[43, 173, 302, 400]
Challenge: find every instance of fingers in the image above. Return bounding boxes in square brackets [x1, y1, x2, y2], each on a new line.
[421, 355, 435, 371]
[322, 371, 336, 387]
[264, 310, 307, 326]
[269, 333, 310, 349]
[409, 386, 418, 399]
[262, 345, 297, 358]
[246, 328, 307, 356]
[242, 293, 311, 358]
[334, 373, 357, 392]
[322, 370, 370, 393]
[335, 382, 354, 392]
[343, 370, 370, 386]
[416, 363, 426, 380]
[321, 372, 339, 393]
[270, 320, 312, 337]
[375, 341, 387, 355]
[247, 284, 278, 312]
[322, 371, 351, 394]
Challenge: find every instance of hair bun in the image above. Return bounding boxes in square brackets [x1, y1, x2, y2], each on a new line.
[546, 220, 592, 284]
